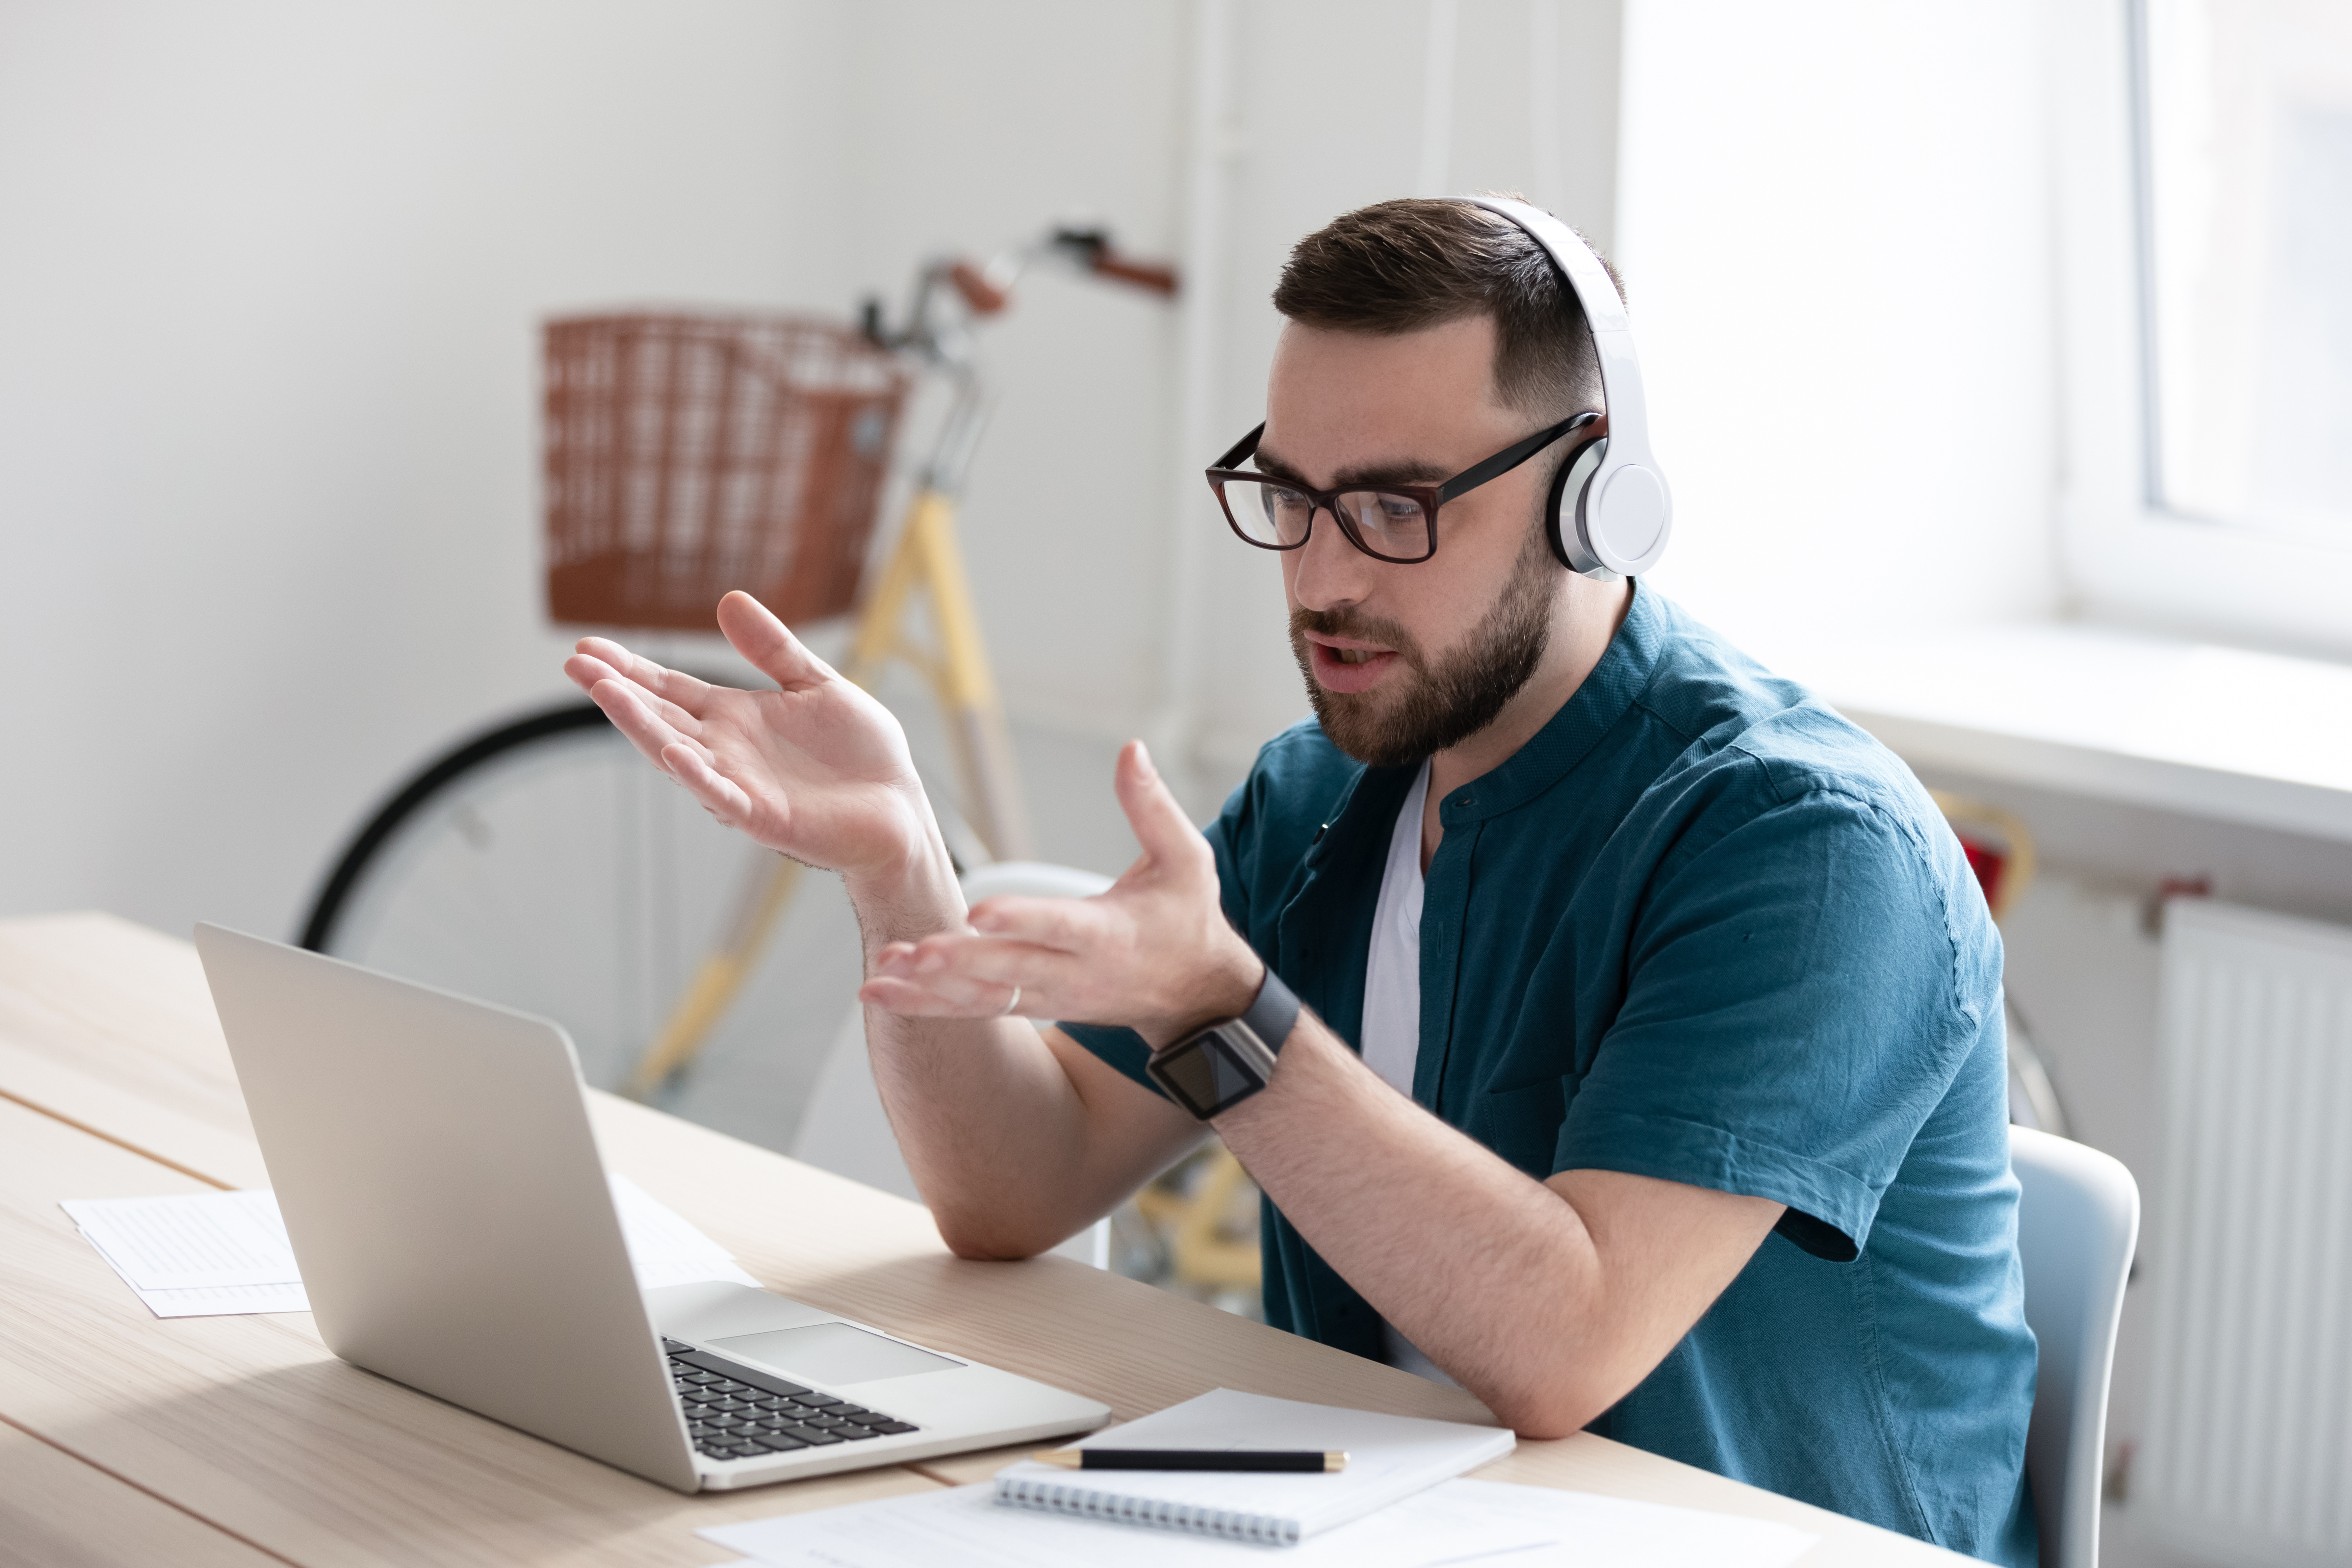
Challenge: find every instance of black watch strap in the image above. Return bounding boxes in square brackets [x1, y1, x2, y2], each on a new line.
[1238, 965, 1301, 1055]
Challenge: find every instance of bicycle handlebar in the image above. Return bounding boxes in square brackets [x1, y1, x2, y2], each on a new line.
[875, 225, 1178, 362]
[1083, 250, 1178, 296]
[947, 260, 1010, 317]
[939, 232, 1178, 322]
[1046, 225, 1179, 298]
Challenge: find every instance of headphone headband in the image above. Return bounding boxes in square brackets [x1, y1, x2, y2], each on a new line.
[1459, 197, 1672, 578]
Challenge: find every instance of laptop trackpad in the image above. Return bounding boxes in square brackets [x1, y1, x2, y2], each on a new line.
[712, 1323, 963, 1386]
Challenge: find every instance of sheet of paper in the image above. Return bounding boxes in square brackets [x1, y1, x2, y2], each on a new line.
[61, 1190, 300, 1289]
[64, 1176, 755, 1318]
[62, 1190, 314, 1316]
[701, 1478, 1819, 1568]
[1419, 1480, 1818, 1568]
[701, 1480, 1555, 1568]
[608, 1173, 760, 1290]
[124, 1280, 315, 1316]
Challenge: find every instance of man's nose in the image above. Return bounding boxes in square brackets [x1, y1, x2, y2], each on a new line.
[1287, 504, 1378, 611]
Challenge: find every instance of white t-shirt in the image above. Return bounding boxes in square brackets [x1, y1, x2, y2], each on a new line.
[1359, 761, 1429, 1098]
[1359, 762, 1458, 1387]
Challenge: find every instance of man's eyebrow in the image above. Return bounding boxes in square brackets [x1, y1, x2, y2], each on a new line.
[1249, 444, 1451, 489]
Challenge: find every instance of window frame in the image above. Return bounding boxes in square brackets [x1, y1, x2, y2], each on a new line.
[2052, 0, 2352, 661]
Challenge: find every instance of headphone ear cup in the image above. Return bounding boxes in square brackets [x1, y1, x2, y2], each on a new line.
[1545, 445, 1580, 571]
[1546, 437, 1610, 574]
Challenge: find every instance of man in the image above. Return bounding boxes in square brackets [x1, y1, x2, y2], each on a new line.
[566, 199, 2038, 1565]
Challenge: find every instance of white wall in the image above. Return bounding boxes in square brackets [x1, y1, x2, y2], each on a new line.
[0, 0, 858, 935]
[824, 0, 1190, 762]
[1615, 0, 2065, 657]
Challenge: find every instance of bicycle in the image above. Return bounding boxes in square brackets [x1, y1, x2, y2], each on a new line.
[300, 226, 1176, 1125]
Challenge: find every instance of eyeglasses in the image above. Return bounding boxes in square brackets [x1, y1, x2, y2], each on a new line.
[1205, 411, 1602, 564]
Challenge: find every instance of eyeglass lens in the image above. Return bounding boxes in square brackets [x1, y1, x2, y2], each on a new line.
[1217, 477, 1432, 561]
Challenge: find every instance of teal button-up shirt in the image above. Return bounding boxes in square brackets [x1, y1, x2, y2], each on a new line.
[1064, 584, 2037, 1565]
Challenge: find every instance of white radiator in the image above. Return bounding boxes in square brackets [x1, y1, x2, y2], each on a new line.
[2141, 898, 2352, 1568]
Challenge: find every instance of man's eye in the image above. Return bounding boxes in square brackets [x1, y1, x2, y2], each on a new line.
[1347, 493, 1419, 527]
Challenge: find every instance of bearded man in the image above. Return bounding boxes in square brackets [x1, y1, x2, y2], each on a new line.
[567, 199, 2040, 1566]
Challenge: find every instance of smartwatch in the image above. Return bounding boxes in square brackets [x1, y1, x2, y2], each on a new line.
[1145, 967, 1302, 1121]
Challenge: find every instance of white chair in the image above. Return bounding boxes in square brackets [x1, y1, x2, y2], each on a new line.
[2011, 1124, 2139, 1568]
[791, 861, 1117, 1268]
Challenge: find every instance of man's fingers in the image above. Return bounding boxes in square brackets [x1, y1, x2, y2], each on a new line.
[869, 933, 1080, 997]
[633, 686, 706, 737]
[662, 742, 752, 823]
[575, 636, 718, 716]
[587, 677, 705, 776]
[568, 653, 705, 737]
[966, 894, 1105, 952]
[717, 591, 831, 692]
[1112, 740, 1208, 871]
[563, 651, 617, 697]
[857, 975, 1026, 1019]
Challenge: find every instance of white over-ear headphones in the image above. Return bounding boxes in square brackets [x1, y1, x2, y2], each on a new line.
[1461, 197, 1672, 579]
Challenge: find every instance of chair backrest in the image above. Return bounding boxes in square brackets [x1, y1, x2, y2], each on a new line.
[958, 861, 1122, 905]
[2010, 1124, 2139, 1568]
[790, 862, 1117, 1266]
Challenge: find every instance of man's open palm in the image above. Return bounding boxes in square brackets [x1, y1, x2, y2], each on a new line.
[562, 591, 935, 882]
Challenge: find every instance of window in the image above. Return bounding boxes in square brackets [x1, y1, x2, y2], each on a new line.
[2053, 0, 2352, 659]
[2139, 0, 2352, 546]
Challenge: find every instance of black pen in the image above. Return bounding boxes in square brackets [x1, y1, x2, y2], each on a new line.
[1031, 1447, 1348, 1473]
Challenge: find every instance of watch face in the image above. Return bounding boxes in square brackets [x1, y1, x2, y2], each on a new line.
[1153, 1031, 1267, 1119]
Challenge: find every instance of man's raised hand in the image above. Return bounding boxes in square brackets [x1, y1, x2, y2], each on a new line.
[563, 591, 943, 889]
[862, 740, 1261, 1043]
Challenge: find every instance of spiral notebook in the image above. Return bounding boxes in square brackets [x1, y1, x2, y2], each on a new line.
[991, 1388, 1516, 1545]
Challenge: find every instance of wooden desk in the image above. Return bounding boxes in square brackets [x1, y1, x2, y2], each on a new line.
[0, 913, 1971, 1565]
[0, 1418, 283, 1568]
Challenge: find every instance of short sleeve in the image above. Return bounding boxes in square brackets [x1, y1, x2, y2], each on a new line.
[1054, 1017, 1159, 1096]
[1557, 785, 1986, 1259]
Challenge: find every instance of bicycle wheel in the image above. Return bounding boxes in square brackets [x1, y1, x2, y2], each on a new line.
[297, 699, 865, 1145]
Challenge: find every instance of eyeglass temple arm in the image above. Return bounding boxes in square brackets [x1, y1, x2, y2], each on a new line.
[1436, 411, 1600, 503]
[1207, 411, 1592, 494]
[1210, 422, 1266, 471]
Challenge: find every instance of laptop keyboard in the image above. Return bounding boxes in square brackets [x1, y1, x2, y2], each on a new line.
[662, 1338, 920, 1463]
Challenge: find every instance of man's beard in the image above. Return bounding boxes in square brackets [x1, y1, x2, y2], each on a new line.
[1290, 522, 1557, 768]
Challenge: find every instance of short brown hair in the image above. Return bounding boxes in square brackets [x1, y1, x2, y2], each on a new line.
[1271, 196, 1621, 420]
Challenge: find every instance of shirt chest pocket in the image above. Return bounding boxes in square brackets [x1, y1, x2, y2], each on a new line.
[1462, 1078, 1569, 1179]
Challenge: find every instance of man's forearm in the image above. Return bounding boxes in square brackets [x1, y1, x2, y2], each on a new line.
[1213, 1017, 1779, 1437]
[845, 847, 1192, 1259]
[1210, 1020, 1614, 1432]
[842, 849, 1088, 1254]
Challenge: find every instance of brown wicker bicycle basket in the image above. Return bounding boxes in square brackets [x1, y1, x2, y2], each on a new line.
[543, 313, 909, 629]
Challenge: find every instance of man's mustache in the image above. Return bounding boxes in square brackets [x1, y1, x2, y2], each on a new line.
[1288, 607, 1426, 671]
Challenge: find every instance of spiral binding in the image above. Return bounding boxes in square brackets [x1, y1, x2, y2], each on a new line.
[995, 1476, 1304, 1547]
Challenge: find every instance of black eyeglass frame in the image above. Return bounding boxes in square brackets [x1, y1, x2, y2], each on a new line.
[1204, 410, 1603, 563]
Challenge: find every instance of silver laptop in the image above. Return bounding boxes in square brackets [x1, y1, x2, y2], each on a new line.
[193, 923, 1109, 1492]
